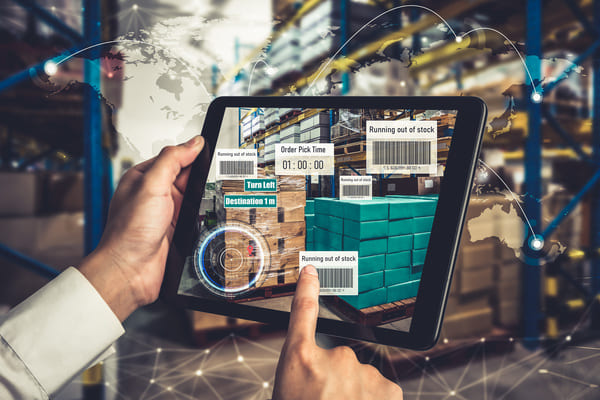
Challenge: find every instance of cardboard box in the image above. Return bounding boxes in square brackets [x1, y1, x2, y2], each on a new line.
[340, 287, 386, 309]
[46, 172, 84, 212]
[458, 265, 494, 295]
[441, 307, 493, 339]
[0, 172, 44, 216]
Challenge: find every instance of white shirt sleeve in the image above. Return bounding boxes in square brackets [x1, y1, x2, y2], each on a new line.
[0, 267, 125, 399]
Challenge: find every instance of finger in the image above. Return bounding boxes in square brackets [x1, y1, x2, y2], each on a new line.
[133, 156, 158, 173]
[145, 136, 204, 188]
[286, 265, 320, 345]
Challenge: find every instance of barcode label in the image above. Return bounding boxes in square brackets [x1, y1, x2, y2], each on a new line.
[299, 251, 358, 295]
[372, 141, 431, 165]
[339, 176, 372, 200]
[215, 149, 257, 180]
[366, 120, 437, 174]
[318, 268, 353, 288]
[219, 160, 254, 175]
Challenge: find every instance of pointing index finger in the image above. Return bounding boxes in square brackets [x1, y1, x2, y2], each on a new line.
[286, 265, 320, 345]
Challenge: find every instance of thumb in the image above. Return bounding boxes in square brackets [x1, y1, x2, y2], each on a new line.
[145, 136, 204, 187]
[286, 265, 320, 345]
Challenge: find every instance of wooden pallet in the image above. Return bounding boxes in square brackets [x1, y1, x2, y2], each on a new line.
[323, 296, 416, 326]
[334, 140, 366, 155]
[231, 282, 297, 303]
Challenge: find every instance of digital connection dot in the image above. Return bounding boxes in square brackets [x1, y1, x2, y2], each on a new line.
[400, 80, 406, 87]
[480, 337, 486, 342]
[204, 349, 210, 354]
[539, 369, 548, 374]
[44, 61, 58, 76]
[425, 356, 430, 362]
[443, 338, 449, 344]
[149, 379, 155, 384]
[263, 382, 269, 388]
[237, 355, 244, 362]
[449, 390, 456, 396]
[566, 335, 572, 342]
[167, 386, 172, 391]
[531, 92, 543, 103]
[156, 347, 163, 353]
[455, 36, 463, 43]
[132, 4, 139, 11]
[529, 236, 544, 251]
[195, 370, 203, 376]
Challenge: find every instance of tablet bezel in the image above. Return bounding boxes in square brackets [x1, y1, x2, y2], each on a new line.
[162, 96, 487, 350]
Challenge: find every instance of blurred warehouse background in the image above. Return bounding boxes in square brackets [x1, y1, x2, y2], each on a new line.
[1, 0, 600, 399]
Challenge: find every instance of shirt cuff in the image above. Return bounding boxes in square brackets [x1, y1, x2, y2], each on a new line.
[0, 267, 125, 395]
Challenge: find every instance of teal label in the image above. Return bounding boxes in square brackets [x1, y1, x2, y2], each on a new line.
[244, 178, 277, 192]
[224, 195, 277, 208]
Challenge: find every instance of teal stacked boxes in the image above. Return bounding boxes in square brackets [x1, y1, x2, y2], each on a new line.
[339, 198, 389, 308]
[305, 199, 315, 251]
[313, 198, 342, 251]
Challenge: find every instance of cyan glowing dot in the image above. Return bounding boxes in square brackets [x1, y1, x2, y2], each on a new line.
[530, 237, 544, 251]
[531, 92, 543, 103]
[44, 61, 58, 76]
[455, 36, 463, 43]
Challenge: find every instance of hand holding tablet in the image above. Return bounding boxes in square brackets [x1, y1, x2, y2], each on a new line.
[163, 96, 487, 349]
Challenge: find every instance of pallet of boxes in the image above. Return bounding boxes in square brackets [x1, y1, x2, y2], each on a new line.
[441, 194, 523, 339]
[309, 195, 438, 325]
[215, 169, 306, 301]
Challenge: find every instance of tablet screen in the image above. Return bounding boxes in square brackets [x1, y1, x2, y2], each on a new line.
[178, 107, 456, 333]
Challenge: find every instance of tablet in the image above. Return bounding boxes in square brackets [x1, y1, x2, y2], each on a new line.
[163, 96, 486, 350]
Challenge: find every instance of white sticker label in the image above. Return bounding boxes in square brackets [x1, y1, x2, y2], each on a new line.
[299, 251, 358, 295]
[339, 176, 372, 200]
[366, 120, 437, 174]
[424, 179, 434, 188]
[216, 149, 257, 180]
[275, 143, 334, 176]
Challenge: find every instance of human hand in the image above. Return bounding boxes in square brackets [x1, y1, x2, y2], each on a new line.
[79, 136, 205, 321]
[272, 265, 403, 400]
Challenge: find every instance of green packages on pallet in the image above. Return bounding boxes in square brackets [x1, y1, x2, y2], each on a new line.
[388, 234, 413, 252]
[305, 214, 315, 228]
[305, 199, 314, 215]
[343, 236, 387, 256]
[329, 231, 343, 250]
[315, 213, 328, 228]
[413, 216, 434, 233]
[388, 218, 414, 236]
[343, 219, 388, 240]
[413, 232, 430, 249]
[306, 228, 314, 242]
[384, 267, 411, 286]
[386, 251, 411, 269]
[387, 279, 420, 303]
[411, 264, 423, 279]
[314, 198, 336, 216]
[359, 271, 384, 293]
[340, 287, 387, 309]
[412, 249, 427, 266]
[341, 198, 390, 221]
[387, 196, 437, 219]
[328, 215, 344, 234]
[358, 254, 385, 274]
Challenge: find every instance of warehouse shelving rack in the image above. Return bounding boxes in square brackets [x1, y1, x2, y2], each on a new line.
[222, 0, 600, 348]
[0, 0, 109, 278]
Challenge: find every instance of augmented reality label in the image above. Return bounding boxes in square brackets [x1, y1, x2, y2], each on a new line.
[275, 143, 334, 176]
[300, 251, 359, 295]
[339, 176, 372, 200]
[216, 149, 257, 180]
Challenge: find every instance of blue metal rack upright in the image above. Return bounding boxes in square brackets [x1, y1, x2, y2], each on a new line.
[0, 0, 109, 274]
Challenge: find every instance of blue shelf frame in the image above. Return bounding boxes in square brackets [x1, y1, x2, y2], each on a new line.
[523, 0, 600, 346]
[0, 0, 108, 277]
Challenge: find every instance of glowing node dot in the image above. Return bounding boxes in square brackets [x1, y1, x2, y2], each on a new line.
[455, 36, 463, 43]
[195, 370, 203, 376]
[425, 356, 430, 362]
[237, 355, 244, 362]
[167, 386, 172, 391]
[51, 6, 56, 11]
[450, 390, 456, 396]
[531, 92, 543, 103]
[132, 4, 138, 11]
[263, 382, 269, 388]
[539, 369, 548, 374]
[509, 337, 514, 342]
[149, 379, 155, 384]
[591, 384, 598, 388]
[443, 338, 449, 344]
[156, 347, 162, 353]
[105, 382, 110, 387]
[44, 61, 58, 76]
[107, 72, 114, 79]
[400, 80, 406, 87]
[530, 237, 544, 251]
[480, 337, 486, 343]
[204, 349, 210, 354]
[566, 335, 572, 342]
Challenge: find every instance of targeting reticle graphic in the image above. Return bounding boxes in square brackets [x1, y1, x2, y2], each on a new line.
[194, 222, 271, 298]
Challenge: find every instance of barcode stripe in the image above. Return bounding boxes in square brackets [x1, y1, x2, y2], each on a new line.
[219, 160, 254, 176]
[372, 141, 431, 165]
[317, 268, 353, 288]
[341, 185, 370, 197]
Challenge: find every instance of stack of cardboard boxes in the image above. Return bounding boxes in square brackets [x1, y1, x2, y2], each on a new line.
[0, 172, 84, 306]
[216, 171, 306, 290]
[307, 195, 437, 310]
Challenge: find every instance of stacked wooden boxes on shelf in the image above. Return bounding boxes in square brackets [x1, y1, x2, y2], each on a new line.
[309, 196, 438, 311]
[299, 111, 330, 143]
[215, 169, 306, 295]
